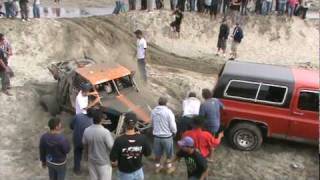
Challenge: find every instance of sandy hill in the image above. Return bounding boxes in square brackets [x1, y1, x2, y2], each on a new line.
[0, 11, 318, 180]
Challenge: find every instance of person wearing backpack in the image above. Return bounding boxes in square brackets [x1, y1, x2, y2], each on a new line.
[229, 22, 243, 60]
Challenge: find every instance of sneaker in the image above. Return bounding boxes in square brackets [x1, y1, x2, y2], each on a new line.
[229, 57, 235, 61]
[73, 169, 82, 175]
[26, 19, 31, 21]
[155, 165, 163, 173]
[215, 53, 220, 56]
[166, 166, 176, 174]
[22, 19, 25, 22]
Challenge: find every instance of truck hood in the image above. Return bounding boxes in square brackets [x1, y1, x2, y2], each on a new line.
[100, 87, 155, 123]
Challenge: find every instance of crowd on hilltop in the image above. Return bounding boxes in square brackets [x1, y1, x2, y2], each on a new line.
[0, 0, 47, 21]
[114, 0, 312, 19]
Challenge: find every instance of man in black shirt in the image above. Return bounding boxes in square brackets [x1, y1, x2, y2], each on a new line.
[0, 48, 11, 95]
[216, 18, 229, 57]
[174, 136, 208, 180]
[110, 113, 152, 180]
[170, 8, 184, 38]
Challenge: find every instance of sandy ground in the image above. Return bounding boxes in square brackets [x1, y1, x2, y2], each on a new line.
[0, 10, 319, 180]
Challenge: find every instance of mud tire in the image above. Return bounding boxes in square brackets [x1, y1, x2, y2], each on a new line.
[228, 122, 263, 151]
[40, 95, 60, 116]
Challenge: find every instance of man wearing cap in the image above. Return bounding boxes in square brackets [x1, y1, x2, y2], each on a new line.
[151, 97, 177, 174]
[110, 113, 152, 180]
[134, 30, 148, 82]
[82, 109, 114, 180]
[75, 83, 100, 115]
[174, 136, 208, 180]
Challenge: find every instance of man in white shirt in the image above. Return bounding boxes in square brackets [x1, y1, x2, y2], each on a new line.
[179, 92, 201, 137]
[182, 92, 201, 117]
[134, 30, 147, 82]
[75, 83, 100, 115]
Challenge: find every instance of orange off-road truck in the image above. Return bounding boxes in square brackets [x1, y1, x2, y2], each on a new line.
[40, 58, 154, 136]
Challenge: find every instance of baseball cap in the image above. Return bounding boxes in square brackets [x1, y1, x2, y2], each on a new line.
[124, 112, 138, 126]
[178, 136, 194, 148]
[80, 83, 91, 91]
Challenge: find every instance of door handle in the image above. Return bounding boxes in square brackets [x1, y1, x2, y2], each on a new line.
[293, 111, 304, 116]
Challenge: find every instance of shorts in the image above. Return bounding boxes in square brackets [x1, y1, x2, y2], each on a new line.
[231, 41, 240, 52]
[170, 21, 181, 32]
[153, 136, 174, 159]
[217, 38, 227, 50]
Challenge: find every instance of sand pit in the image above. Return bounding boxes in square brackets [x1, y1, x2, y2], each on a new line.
[0, 10, 319, 180]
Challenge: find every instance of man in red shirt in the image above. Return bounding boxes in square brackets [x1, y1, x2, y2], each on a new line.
[182, 116, 224, 159]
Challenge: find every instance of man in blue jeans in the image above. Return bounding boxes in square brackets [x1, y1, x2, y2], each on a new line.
[4, 0, 15, 18]
[70, 110, 93, 175]
[39, 117, 70, 180]
[110, 113, 152, 180]
[188, 0, 196, 11]
[278, 0, 287, 15]
[199, 89, 224, 135]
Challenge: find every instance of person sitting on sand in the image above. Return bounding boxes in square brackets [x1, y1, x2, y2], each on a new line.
[170, 8, 184, 38]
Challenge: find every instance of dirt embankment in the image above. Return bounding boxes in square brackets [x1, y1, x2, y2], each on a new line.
[0, 11, 318, 180]
[112, 11, 319, 69]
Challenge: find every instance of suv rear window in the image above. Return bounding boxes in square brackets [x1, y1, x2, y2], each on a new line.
[225, 80, 260, 100]
[224, 80, 288, 105]
[257, 84, 287, 104]
[298, 91, 319, 112]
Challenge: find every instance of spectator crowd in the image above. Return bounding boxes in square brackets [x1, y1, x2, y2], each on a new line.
[0, 0, 312, 20]
[115, 0, 311, 19]
[0, 0, 43, 20]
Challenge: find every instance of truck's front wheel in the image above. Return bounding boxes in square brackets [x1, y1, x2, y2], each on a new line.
[228, 122, 263, 151]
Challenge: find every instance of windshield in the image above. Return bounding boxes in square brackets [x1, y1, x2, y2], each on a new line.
[96, 75, 134, 97]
